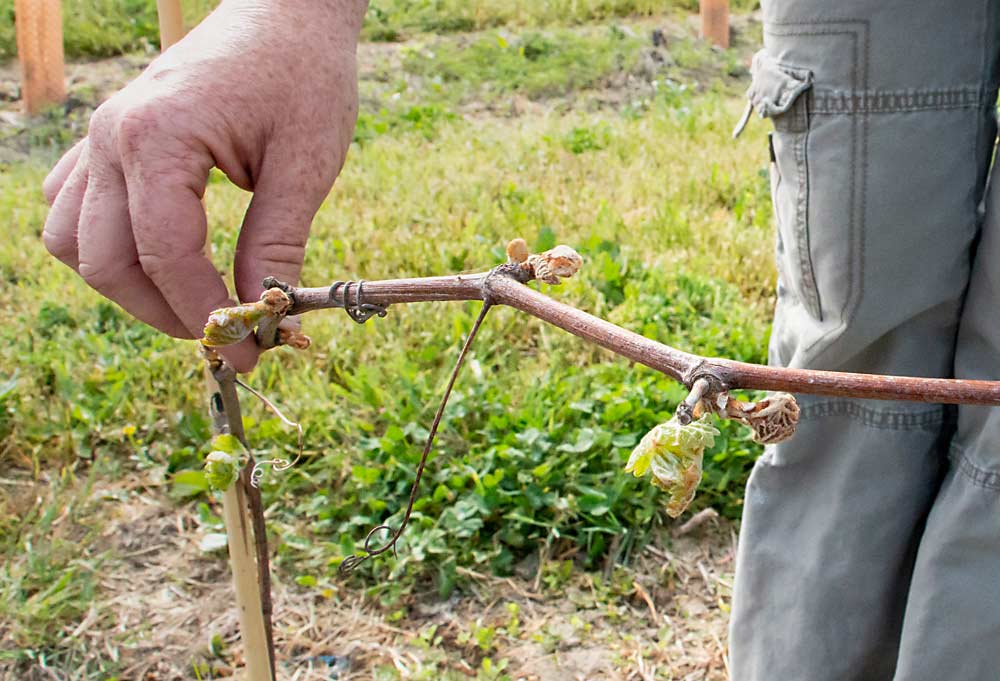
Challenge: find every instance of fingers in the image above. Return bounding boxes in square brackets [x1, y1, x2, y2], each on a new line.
[76, 157, 190, 338]
[42, 144, 90, 271]
[233, 173, 320, 304]
[43, 139, 87, 205]
[120, 117, 259, 372]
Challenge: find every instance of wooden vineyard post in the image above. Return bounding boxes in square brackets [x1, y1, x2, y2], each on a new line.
[156, 0, 186, 50]
[219, 481, 274, 681]
[14, 0, 66, 116]
[699, 0, 730, 49]
[205, 365, 276, 681]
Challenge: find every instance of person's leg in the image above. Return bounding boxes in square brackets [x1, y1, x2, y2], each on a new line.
[894, 32, 1000, 676]
[728, 1, 999, 679]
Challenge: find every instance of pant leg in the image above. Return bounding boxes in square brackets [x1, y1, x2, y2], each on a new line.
[729, 1, 999, 679]
[895, 40, 1000, 677]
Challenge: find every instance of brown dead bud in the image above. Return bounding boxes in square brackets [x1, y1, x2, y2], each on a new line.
[200, 344, 223, 367]
[278, 328, 312, 350]
[526, 245, 584, 284]
[506, 238, 530, 264]
[260, 288, 292, 316]
[709, 392, 800, 444]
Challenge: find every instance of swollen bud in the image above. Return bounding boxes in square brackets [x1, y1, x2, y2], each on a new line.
[201, 288, 292, 347]
[204, 433, 246, 492]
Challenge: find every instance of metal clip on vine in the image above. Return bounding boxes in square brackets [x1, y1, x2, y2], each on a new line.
[329, 280, 389, 324]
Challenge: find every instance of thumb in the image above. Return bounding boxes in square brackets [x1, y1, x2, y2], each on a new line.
[233, 173, 322, 305]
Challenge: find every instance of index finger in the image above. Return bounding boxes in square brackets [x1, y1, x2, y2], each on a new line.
[119, 121, 259, 372]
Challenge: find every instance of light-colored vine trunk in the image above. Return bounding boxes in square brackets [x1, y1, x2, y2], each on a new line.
[205, 366, 275, 681]
[220, 481, 273, 681]
[156, 0, 185, 50]
[14, 0, 66, 115]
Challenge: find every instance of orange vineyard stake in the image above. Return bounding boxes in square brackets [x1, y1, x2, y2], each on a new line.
[156, 0, 186, 51]
[699, 0, 730, 49]
[14, 0, 66, 116]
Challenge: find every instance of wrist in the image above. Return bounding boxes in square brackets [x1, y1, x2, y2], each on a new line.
[222, 0, 369, 37]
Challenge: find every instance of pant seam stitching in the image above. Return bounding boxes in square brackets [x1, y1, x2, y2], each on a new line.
[765, 21, 870, 362]
[810, 86, 985, 113]
[949, 442, 1000, 491]
[799, 400, 948, 431]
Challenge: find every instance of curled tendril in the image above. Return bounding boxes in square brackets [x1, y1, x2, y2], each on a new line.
[235, 378, 304, 488]
[250, 458, 298, 488]
[337, 525, 400, 574]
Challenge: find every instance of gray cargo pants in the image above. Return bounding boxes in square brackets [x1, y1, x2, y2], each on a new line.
[728, 1, 1000, 679]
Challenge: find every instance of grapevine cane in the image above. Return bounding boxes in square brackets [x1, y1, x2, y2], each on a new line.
[202, 238, 1000, 522]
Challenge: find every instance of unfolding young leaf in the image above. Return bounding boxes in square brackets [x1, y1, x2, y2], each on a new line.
[624, 416, 719, 517]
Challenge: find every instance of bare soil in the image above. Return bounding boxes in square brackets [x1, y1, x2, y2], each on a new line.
[3, 471, 734, 680]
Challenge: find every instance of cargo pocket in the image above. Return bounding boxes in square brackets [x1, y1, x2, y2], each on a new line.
[737, 50, 822, 321]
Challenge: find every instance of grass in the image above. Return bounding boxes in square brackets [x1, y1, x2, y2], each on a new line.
[1, 6, 770, 677]
[0, 0, 761, 59]
[364, 0, 668, 41]
[0, 467, 107, 665]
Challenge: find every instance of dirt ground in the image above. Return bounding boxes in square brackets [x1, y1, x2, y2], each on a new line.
[3, 470, 734, 680]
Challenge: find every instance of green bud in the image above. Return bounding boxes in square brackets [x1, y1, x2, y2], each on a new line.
[205, 450, 241, 492]
[205, 434, 245, 492]
[201, 304, 269, 347]
[201, 290, 291, 347]
[624, 416, 719, 518]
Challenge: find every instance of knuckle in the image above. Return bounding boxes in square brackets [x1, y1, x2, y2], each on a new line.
[78, 261, 119, 292]
[88, 102, 115, 138]
[116, 102, 161, 151]
[239, 238, 307, 270]
[42, 229, 76, 262]
[79, 262, 117, 293]
[87, 104, 120, 156]
[137, 251, 174, 281]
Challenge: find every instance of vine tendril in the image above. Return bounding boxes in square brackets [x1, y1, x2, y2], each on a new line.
[340, 299, 493, 575]
[234, 378, 305, 488]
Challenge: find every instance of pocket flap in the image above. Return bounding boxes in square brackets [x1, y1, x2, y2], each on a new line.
[747, 50, 812, 118]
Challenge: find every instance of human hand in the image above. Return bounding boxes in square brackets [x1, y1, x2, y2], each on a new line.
[42, 0, 365, 372]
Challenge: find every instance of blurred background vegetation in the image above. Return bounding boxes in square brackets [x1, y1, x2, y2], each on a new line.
[1, 0, 772, 674]
[0, 0, 761, 58]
